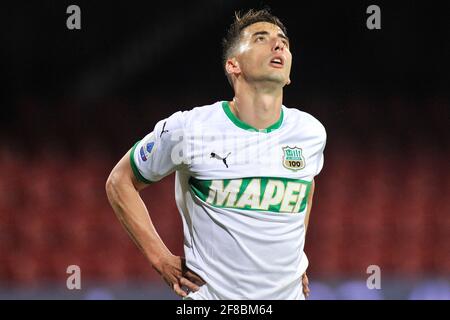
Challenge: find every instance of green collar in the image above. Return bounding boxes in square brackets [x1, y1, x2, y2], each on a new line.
[222, 101, 284, 133]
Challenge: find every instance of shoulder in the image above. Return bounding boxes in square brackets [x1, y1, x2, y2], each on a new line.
[176, 101, 224, 128]
[283, 105, 327, 140]
[158, 101, 221, 129]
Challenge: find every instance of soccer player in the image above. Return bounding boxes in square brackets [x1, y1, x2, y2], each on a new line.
[106, 9, 326, 300]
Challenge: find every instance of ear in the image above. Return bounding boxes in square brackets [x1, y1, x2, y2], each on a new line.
[286, 77, 291, 85]
[225, 57, 241, 77]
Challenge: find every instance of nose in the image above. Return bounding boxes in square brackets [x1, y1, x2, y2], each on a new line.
[273, 38, 286, 52]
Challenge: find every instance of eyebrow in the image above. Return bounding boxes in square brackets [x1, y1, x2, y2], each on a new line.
[251, 31, 290, 45]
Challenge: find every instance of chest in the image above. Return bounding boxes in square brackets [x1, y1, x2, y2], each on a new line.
[184, 129, 321, 181]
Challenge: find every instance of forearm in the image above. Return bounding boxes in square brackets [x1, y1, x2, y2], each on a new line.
[304, 179, 315, 234]
[304, 206, 311, 233]
[106, 178, 171, 269]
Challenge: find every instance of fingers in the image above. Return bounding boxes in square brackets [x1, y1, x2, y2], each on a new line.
[179, 277, 201, 292]
[162, 256, 206, 298]
[184, 271, 207, 286]
[302, 273, 309, 285]
[170, 277, 201, 298]
[172, 282, 187, 298]
[302, 273, 310, 298]
[303, 285, 310, 298]
[181, 257, 206, 286]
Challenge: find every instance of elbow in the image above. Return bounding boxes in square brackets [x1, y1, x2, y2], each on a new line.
[105, 168, 137, 200]
[105, 170, 119, 198]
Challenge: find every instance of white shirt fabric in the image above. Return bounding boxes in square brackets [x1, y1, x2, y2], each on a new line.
[131, 101, 326, 300]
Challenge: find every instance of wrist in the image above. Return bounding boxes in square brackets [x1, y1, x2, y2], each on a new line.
[149, 250, 173, 272]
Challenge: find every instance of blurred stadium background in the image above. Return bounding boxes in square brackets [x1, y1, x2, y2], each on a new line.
[0, 1, 449, 299]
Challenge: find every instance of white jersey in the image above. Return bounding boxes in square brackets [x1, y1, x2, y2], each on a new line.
[131, 101, 326, 300]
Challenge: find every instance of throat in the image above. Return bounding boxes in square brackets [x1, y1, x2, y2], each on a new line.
[230, 99, 282, 131]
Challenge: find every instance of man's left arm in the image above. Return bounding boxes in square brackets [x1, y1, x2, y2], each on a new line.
[304, 179, 315, 233]
[301, 178, 315, 298]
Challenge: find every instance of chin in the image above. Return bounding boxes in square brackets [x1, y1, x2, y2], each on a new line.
[264, 76, 288, 86]
[268, 72, 288, 83]
[250, 72, 287, 86]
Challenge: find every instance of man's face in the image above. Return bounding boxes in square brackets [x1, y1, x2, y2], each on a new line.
[231, 22, 292, 86]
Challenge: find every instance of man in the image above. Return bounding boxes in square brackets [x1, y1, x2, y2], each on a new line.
[106, 9, 326, 300]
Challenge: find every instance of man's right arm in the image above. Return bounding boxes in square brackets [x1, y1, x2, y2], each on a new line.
[105, 148, 204, 297]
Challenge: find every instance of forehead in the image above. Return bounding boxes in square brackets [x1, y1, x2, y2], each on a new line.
[241, 22, 285, 38]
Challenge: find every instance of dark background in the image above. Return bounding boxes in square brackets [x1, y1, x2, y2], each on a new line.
[0, 0, 449, 299]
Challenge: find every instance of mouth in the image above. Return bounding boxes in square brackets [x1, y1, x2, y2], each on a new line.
[269, 57, 284, 68]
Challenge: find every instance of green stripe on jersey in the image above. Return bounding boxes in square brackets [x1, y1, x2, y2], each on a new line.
[222, 101, 284, 133]
[189, 176, 311, 213]
[130, 141, 153, 184]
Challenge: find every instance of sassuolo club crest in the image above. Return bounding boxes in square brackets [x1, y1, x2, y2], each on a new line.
[282, 146, 305, 171]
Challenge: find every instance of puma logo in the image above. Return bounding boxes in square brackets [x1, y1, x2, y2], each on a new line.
[160, 121, 169, 137]
[210, 152, 231, 168]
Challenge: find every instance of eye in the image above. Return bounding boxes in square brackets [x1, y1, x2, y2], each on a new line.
[256, 36, 265, 42]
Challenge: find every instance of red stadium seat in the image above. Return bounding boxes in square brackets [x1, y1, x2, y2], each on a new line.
[0, 134, 448, 285]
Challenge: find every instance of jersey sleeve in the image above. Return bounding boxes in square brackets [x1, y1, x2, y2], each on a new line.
[130, 111, 187, 183]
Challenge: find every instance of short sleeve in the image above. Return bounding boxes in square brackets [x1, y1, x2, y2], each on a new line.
[130, 111, 187, 183]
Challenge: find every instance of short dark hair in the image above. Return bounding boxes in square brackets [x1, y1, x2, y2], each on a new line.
[222, 8, 288, 84]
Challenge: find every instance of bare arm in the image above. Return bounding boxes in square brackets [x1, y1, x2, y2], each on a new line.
[304, 179, 315, 234]
[105, 149, 204, 297]
[301, 179, 315, 298]
[105, 149, 170, 266]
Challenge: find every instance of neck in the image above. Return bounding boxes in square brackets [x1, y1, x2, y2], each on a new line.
[230, 81, 283, 130]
